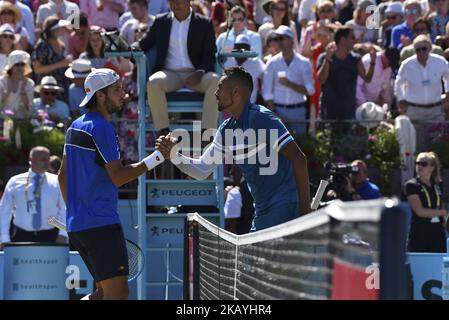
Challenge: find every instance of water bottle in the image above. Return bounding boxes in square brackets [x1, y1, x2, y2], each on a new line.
[442, 238, 449, 300]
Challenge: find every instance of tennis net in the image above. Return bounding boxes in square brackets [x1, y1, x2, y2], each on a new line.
[184, 199, 409, 300]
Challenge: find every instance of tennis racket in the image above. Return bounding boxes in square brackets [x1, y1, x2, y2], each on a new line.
[48, 217, 145, 282]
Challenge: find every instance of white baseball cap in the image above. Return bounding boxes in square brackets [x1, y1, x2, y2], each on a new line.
[235, 34, 251, 46]
[79, 68, 120, 107]
[274, 25, 294, 39]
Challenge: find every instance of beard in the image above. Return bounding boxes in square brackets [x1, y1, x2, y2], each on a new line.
[105, 96, 123, 114]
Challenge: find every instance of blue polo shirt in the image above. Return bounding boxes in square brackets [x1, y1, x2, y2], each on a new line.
[356, 179, 381, 200]
[213, 103, 298, 215]
[64, 112, 121, 232]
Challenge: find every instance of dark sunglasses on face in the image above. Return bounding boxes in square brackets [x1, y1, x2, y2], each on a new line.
[14, 62, 25, 67]
[416, 161, 429, 167]
[415, 46, 428, 52]
[319, 8, 334, 13]
[273, 36, 284, 41]
[1, 34, 14, 40]
[232, 17, 245, 23]
[271, 5, 287, 12]
[134, 28, 147, 33]
[43, 91, 57, 96]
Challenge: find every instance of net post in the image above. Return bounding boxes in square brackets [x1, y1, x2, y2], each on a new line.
[192, 220, 200, 300]
[379, 200, 410, 300]
[183, 215, 190, 300]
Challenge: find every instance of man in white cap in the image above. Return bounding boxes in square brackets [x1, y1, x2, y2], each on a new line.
[223, 34, 265, 103]
[65, 59, 93, 117]
[263, 25, 315, 136]
[58, 68, 166, 300]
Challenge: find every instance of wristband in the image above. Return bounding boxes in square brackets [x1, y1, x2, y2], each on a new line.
[143, 150, 165, 171]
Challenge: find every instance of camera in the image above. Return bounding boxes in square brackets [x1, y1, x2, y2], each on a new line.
[325, 163, 359, 201]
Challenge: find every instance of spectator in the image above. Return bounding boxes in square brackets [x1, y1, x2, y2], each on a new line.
[404, 151, 447, 253]
[223, 34, 265, 103]
[356, 47, 400, 107]
[354, 101, 386, 129]
[258, 0, 299, 54]
[0, 2, 31, 50]
[216, 5, 263, 58]
[137, 0, 219, 136]
[378, 1, 404, 48]
[345, 0, 378, 44]
[67, 11, 89, 59]
[119, 0, 154, 45]
[306, 20, 334, 123]
[0, 146, 67, 250]
[395, 34, 449, 122]
[80, 25, 133, 76]
[300, 1, 337, 57]
[317, 27, 376, 124]
[32, 75, 70, 125]
[132, 22, 148, 42]
[79, 0, 126, 31]
[399, 18, 444, 64]
[64, 59, 93, 117]
[49, 154, 62, 174]
[347, 159, 381, 200]
[119, 0, 168, 29]
[391, 0, 422, 50]
[0, 0, 35, 46]
[31, 15, 73, 101]
[210, 0, 227, 36]
[35, 0, 79, 37]
[263, 30, 281, 62]
[428, 0, 449, 39]
[263, 25, 314, 136]
[0, 24, 16, 70]
[0, 50, 34, 119]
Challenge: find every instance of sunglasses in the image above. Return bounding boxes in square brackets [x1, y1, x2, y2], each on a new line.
[14, 62, 25, 67]
[405, 8, 419, 15]
[1, 34, 14, 40]
[231, 17, 245, 23]
[134, 28, 147, 32]
[42, 91, 57, 96]
[272, 36, 285, 41]
[416, 161, 430, 167]
[319, 8, 334, 13]
[271, 6, 287, 12]
[387, 14, 399, 20]
[415, 46, 428, 52]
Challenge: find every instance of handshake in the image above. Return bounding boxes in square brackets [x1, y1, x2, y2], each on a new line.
[143, 133, 178, 170]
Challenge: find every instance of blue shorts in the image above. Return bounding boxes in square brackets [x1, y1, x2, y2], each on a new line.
[69, 224, 129, 282]
[251, 202, 299, 232]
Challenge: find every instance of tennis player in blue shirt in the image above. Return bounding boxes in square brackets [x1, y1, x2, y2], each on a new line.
[156, 66, 312, 231]
[58, 68, 165, 300]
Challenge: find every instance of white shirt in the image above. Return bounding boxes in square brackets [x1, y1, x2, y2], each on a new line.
[224, 187, 242, 219]
[216, 28, 263, 58]
[36, 0, 80, 25]
[224, 57, 265, 103]
[395, 53, 449, 104]
[0, 170, 67, 243]
[263, 52, 315, 104]
[165, 10, 195, 71]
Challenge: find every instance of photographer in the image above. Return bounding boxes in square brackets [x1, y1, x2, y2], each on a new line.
[326, 160, 381, 201]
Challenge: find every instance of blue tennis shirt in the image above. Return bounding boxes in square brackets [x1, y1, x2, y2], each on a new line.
[214, 103, 298, 215]
[64, 112, 121, 232]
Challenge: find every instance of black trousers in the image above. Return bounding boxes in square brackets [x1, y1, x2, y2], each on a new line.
[11, 225, 59, 243]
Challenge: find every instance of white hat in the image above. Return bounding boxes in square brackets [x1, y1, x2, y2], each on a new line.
[65, 59, 93, 79]
[235, 34, 251, 46]
[274, 25, 294, 39]
[4, 50, 32, 75]
[35, 76, 62, 93]
[0, 23, 19, 41]
[49, 19, 71, 31]
[355, 102, 386, 128]
[79, 68, 120, 107]
[385, 1, 403, 14]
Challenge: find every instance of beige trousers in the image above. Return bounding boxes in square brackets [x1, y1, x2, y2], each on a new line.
[147, 70, 220, 130]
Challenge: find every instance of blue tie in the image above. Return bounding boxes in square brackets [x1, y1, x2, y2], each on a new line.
[32, 174, 42, 230]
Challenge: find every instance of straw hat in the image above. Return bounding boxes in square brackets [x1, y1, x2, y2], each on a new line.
[35, 76, 63, 93]
[355, 102, 386, 128]
[0, 2, 22, 23]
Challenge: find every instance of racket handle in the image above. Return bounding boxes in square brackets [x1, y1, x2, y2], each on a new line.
[48, 217, 67, 232]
